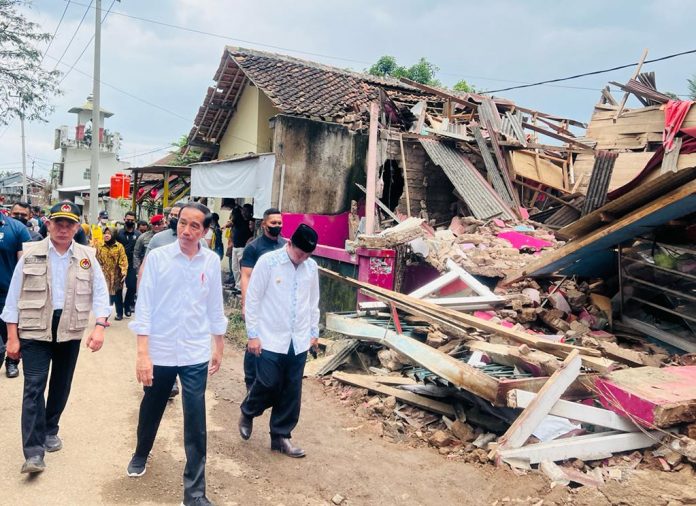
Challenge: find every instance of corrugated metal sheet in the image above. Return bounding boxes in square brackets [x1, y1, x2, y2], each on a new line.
[478, 98, 502, 133]
[581, 151, 619, 216]
[471, 125, 516, 207]
[501, 111, 528, 147]
[420, 138, 516, 220]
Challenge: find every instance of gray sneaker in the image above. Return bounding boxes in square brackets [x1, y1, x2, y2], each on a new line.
[126, 454, 147, 477]
[21, 455, 46, 474]
[44, 434, 63, 452]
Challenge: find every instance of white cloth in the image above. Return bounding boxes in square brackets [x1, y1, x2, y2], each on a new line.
[244, 247, 320, 354]
[190, 154, 275, 219]
[129, 240, 227, 367]
[1, 240, 111, 323]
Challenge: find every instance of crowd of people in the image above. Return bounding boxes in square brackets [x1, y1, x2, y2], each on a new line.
[0, 198, 320, 506]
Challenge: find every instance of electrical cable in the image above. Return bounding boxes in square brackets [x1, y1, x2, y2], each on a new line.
[58, 0, 117, 85]
[51, 0, 93, 71]
[481, 49, 696, 94]
[41, 0, 71, 63]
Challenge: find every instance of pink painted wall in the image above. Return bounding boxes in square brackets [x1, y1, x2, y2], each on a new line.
[281, 212, 349, 249]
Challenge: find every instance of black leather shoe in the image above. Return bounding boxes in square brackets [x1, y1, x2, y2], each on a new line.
[21, 455, 46, 474]
[44, 434, 62, 452]
[124, 310, 132, 318]
[238, 414, 253, 440]
[271, 437, 305, 458]
[6, 361, 19, 378]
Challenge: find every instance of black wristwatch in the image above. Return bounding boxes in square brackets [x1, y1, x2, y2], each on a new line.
[95, 321, 109, 328]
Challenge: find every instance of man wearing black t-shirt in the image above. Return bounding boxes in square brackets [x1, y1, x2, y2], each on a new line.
[240, 208, 285, 390]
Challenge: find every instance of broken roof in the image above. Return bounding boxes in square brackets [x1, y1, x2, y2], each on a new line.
[188, 46, 435, 149]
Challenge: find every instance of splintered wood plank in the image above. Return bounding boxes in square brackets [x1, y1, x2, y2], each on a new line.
[509, 150, 567, 191]
[499, 430, 661, 464]
[332, 371, 456, 416]
[595, 366, 696, 427]
[495, 351, 581, 455]
[508, 389, 638, 432]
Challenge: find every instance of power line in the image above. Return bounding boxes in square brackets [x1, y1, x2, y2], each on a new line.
[481, 48, 696, 94]
[41, 0, 71, 63]
[63, 0, 369, 65]
[58, 0, 116, 85]
[51, 0, 93, 71]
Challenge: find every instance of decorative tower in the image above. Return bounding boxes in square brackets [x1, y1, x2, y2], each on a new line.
[53, 95, 128, 192]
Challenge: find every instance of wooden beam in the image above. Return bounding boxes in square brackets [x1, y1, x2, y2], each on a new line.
[508, 389, 638, 432]
[514, 179, 580, 210]
[522, 121, 594, 150]
[398, 133, 412, 216]
[468, 341, 562, 377]
[498, 430, 662, 465]
[614, 48, 649, 120]
[326, 313, 500, 403]
[494, 350, 581, 455]
[365, 102, 379, 235]
[332, 371, 456, 417]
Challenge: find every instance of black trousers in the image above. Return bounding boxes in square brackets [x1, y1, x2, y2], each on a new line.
[134, 362, 208, 502]
[0, 302, 19, 367]
[111, 291, 124, 318]
[123, 266, 137, 311]
[20, 310, 81, 459]
[240, 343, 307, 439]
[243, 350, 257, 390]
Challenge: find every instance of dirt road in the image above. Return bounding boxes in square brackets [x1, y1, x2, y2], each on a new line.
[0, 319, 693, 506]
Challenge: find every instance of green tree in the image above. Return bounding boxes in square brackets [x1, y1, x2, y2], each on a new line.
[171, 135, 201, 166]
[453, 79, 476, 93]
[0, 0, 62, 125]
[368, 55, 441, 86]
[688, 75, 696, 100]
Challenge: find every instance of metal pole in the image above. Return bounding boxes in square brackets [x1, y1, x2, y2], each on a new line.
[365, 102, 379, 235]
[88, 0, 102, 224]
[20, 104, 27, 201]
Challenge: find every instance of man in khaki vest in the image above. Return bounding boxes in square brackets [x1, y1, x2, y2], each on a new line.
[1, 202, 111, 474]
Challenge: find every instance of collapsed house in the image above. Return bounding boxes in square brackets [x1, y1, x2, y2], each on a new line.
[184, 46, 696, 486]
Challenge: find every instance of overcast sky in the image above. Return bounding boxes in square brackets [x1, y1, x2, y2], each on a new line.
[2, 0, 695, 180]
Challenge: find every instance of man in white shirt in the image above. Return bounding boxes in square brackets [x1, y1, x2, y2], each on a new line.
[238, 224, 320, 458]
[1, 201, 111, 474]
[127, 202, 227, 506]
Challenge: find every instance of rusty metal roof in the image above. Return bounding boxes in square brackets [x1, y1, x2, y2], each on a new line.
[420, 139, 516, 220]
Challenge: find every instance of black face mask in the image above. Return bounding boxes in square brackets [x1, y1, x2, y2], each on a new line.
[13, 216, 28, 225]
[105, 237, 116, 246]
[169, 218, 178, 232]
[267, 225, 282, 237]
[124, 221, 135, 230]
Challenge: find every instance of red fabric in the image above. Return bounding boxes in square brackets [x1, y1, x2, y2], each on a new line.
[664, 100, 694, 150]
[608, 135, 696, 200]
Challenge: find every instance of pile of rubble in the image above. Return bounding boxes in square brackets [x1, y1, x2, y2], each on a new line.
[314, 269, 696, 490]
[425, 216, 563, 277]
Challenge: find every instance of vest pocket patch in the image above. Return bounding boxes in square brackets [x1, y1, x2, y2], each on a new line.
[17, 299, 48, 330]
[71, 302, 91, 330]
[75, 269, 92, 295]
[22, 264, 47, 291]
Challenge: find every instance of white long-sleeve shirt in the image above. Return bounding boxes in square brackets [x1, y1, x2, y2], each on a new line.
[129, 239, 227, 366]
[1, 240, 111, 323]
[245, 246, 320, 355]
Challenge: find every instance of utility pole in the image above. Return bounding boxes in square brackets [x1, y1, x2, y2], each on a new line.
[88, 0, 102, 224]
[20, 101, 27, 202]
